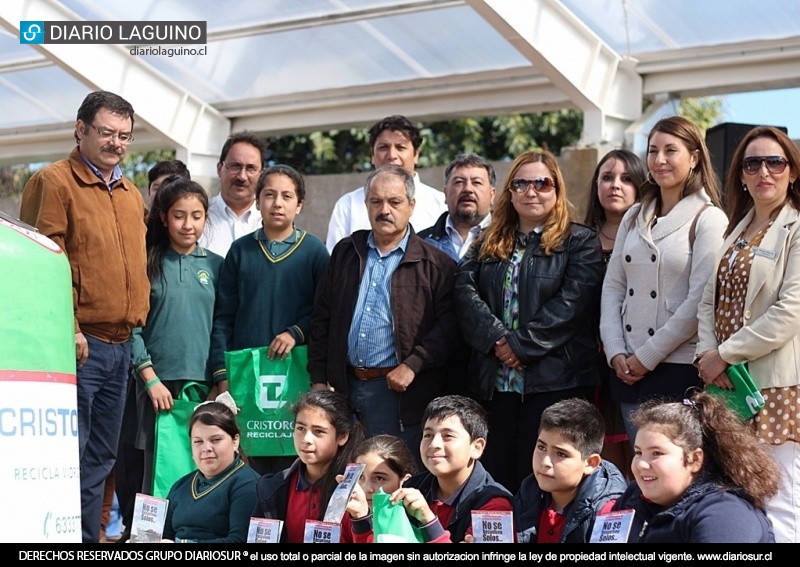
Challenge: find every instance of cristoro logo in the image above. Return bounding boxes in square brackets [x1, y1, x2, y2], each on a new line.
[20, 21, 45, 44]
[258, 375, 287, 410]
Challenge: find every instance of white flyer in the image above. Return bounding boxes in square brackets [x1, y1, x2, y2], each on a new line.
[246, 517, 284, 543]
[470, 510, 514, 543]
[130, 493, 168, 543]
[589, 509, 635, 543]
[322, 462, 366, 523]
[303, 520, 341, 543]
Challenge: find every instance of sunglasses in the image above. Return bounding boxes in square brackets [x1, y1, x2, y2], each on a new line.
[510, 177, 556, 194]
[742, 156, 789, 175]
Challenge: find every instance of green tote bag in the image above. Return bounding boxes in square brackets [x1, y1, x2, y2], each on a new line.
[372, 489, 424, 543]
[708, 362, 765, 421]
[225, 345, 309, 456]
[152, 381, 210, 498]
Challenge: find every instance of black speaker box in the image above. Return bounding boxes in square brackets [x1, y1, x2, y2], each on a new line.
[706, 122, 788, 187]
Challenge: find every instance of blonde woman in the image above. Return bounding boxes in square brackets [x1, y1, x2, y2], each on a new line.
[455, 149, 603, 493]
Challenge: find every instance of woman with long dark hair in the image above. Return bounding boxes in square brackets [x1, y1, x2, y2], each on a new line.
[600, 116, 728, 446]
[584, 148, 646, 479]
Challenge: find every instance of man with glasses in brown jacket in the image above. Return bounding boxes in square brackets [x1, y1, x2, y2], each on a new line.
[20, 90, 149, 543]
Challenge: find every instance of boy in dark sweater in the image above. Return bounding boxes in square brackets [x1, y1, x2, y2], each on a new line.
[387, 395, 513, 543]
[514, 398, 627, 543]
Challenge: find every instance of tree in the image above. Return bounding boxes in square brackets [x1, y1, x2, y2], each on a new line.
[1, 99, 721, 197]
[120, 149, 176, 190]
[0, 148, 175, 204]
[266, 129, 370, 174]
[679, 97, 724, 134]
[127, 100, 719, 178]
[0, 165, 19, 199]
[267, 110, 584, 174]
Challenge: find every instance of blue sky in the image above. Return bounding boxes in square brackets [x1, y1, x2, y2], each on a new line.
[721, 88, 799, 139]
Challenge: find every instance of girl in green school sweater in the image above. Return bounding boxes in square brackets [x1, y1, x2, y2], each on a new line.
[209, 165, 329, 474]
[161, 394, 259, 543]
[129, 178, 224, 493]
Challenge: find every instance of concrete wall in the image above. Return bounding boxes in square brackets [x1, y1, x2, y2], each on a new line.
[5, 140, 800, 232]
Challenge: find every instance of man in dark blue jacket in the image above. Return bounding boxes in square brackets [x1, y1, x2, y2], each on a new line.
[515, 398, 627, 543]
[418, 154, 496, 396]
[418, 153, 496, 262]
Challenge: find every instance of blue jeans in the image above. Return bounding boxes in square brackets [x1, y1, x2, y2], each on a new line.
[346, 374, 421, 458]
[77, 335, 131, 543]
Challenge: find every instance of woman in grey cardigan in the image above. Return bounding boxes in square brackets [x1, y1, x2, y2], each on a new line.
[600, 116, 727, 445]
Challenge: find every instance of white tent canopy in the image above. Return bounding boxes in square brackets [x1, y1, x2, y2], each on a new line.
[1, 0, 799, 178]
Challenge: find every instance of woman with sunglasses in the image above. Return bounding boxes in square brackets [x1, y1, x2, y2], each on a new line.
[600, 116, 728, 449]
[695, 126, 800, 543]
[454, 149, 603, 494]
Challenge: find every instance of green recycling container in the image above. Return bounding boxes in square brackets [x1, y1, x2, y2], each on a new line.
[0, 213, 80, 543]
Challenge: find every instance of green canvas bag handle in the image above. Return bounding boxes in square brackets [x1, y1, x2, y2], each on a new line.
[177, 380, 210, 403]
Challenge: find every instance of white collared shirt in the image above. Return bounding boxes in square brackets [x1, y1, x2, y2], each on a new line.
[199, 194, 262, 257]
[445, 212, 492, 259]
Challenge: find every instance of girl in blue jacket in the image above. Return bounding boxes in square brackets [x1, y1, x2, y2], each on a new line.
[613, 390, 779, 542]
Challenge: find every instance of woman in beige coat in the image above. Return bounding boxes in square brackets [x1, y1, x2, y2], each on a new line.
[696, 126, 800, 543]
[600, 116, 727, 446]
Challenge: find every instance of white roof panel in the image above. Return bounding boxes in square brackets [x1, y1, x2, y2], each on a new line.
[0, 0, 798, 164]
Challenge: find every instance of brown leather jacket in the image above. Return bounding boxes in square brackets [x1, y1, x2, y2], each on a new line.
[308, 229, 458, 426]
[19, 147, 149, 342]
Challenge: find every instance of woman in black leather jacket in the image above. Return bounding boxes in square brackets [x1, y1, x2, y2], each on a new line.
[454, 149, 603, 494]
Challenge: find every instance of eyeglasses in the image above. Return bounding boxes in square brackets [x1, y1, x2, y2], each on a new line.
[509, 177, 555, 194]
[88, 123, 134, 144]
[742, 156, 789, 175]
[223, 162, 261, 176]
